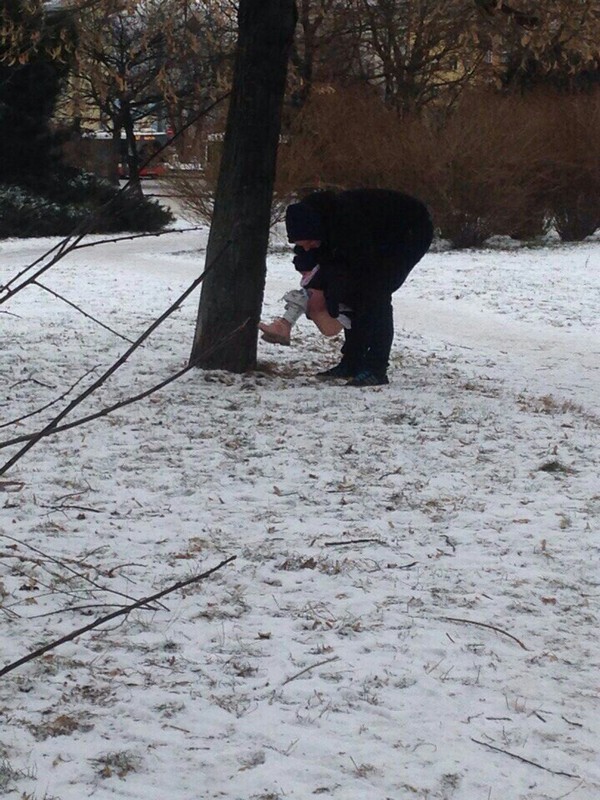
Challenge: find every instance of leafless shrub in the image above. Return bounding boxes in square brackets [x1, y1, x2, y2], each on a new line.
[275, 84, 406, 193]
[531, 90, 600, 241]
[163, 147, 215, 225]
[166, 84, 600, 246]
[275, 86, 548, 248]
[166, 85, 409, 224]
[412, 91, 549, 247]
[164, 130, 289, 226]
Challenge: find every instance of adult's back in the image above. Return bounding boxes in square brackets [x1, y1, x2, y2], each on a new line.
[302, 188, 433, 304]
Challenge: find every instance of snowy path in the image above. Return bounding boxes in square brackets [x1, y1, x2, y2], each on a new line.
[396, 296, 599, 410]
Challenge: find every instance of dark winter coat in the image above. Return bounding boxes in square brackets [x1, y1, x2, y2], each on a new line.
[293, 189, 433, 317]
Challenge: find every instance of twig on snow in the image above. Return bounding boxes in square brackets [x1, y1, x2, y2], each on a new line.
[324, 538, 386, 547]
[442, 535, 457, 552]
[441, 616, 529, 650]
[553, 779, 587, 799]
[0, 555, 236, 678]
[282, 656, 339, 686]
[561, 716, 583, 728]
[0, 480, 25, 491]
[470, 738, 580, 779]
[39, 502, 103, 514]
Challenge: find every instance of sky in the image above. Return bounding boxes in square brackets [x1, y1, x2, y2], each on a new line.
[0, 219, 599, 800]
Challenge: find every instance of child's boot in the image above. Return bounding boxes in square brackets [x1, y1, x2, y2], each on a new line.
[259, 290, 307, 345]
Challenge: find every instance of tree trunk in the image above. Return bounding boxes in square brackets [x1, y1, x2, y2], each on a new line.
[189, 0, 297, 372]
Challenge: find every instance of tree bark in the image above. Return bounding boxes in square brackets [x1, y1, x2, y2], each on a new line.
[189, 0, 297, 372]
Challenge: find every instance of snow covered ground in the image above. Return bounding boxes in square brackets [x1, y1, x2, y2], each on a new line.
[0, 220, 599, 800]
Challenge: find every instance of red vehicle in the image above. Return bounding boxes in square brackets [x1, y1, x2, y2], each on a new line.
[117, 129, 170, 179]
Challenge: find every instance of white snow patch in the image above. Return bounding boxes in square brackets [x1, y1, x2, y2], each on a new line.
[1, 225, 599, 800]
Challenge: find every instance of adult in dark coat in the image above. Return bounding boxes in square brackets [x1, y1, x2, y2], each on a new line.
[285, 188, 433, 386]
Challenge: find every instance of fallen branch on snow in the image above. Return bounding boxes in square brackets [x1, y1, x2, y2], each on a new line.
[324, 538, 387, 547]
[471, 738, 580, 779]
[282, 656, 340, 686]
[441, 616, 529, 650]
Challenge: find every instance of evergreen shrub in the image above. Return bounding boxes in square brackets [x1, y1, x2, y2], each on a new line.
[0, 170, 173, 238]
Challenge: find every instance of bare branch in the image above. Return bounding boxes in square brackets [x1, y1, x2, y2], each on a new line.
[0, 556, 236, 678]
[282, 656, 339, 686]
[324, 538, 387, 547]
[68, 226, 206, 253]
[33, 280, 134, 343]
[0, 367, 98, 430]
[0, 532, 168, 610]
[0, 364, 191, 451]
[0, 316, 249, 452]
[0, 238, 232, 477]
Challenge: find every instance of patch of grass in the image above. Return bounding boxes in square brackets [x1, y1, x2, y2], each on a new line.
[91, 751, 142, 780]
[29, 714, 93, 741]
[517, 392, 596, 421]
[0, 758, 36, 794]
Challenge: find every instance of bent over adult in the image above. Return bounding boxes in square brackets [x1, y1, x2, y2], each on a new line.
[284, 188, 434, 386]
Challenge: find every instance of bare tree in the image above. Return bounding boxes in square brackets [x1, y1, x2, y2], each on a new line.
[68, 0, 235, 187]
[158, 0, 237, 162]
[476, 0, 600, 90]
[288, 0, 359, 106]
[189, 0, 297, 373]
[355, 0, 483, 114]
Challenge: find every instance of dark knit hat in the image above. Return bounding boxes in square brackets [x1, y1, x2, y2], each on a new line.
[285, 202, 323, 242]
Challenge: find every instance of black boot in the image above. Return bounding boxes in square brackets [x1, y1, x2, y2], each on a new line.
[316, 361, 356, 380]
[316, 324, 363, 380]
[346, 369, 389, 387]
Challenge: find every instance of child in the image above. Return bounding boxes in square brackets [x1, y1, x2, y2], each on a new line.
[259, 252, 351, 346]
